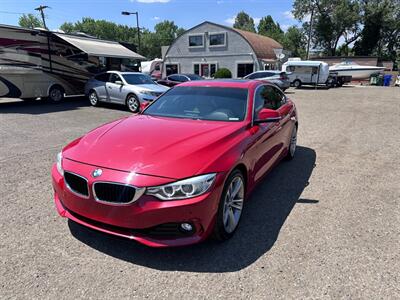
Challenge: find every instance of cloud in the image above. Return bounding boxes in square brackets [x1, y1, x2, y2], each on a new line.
[283, 10, 294, 20]
[224, 16, 236, 25]
[253, 17, 261, 27]
[281, 24, 291, 32]
[134, 0, 170, 3]
[152, 16, 160, 20]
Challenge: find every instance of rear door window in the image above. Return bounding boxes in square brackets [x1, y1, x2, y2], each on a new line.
[94, 73, 109, 82]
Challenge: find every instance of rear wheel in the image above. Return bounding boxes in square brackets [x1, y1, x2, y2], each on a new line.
[126, 94, 140, 113]
[47, 85, 64, 102]
[293, 80, 302, 88]
[88, 90, 99, 107]
[213, 170, 245, 241]
[285, 125, 297, 160]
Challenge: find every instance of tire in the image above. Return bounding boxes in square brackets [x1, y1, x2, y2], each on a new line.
[293, 80, 302, 88]
[126, 94, 140, 113]
[47, 85, 64, 102]
[213, 170, 245, 241]
[285, 125, 297, 160]
[88, 90, 99, 107]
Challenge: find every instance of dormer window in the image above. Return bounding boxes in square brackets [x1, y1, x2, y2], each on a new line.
[188, 34, 204, 47]
[209, 32, 226, 47]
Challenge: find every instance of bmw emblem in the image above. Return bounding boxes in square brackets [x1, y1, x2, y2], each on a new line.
[92, 169, 103, 178]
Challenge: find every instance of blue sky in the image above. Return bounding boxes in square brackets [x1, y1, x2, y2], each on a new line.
[0, 0, 297, 32]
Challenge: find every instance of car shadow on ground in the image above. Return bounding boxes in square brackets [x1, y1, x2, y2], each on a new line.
[0, 97, 89, 115]
[69, 146, 317, 273]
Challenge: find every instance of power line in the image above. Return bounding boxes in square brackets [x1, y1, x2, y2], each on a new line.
[0, 10, 27, 15]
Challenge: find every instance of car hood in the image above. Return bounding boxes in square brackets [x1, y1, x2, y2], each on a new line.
[128, 84, 169, 92]
[63, 115, 245, 179]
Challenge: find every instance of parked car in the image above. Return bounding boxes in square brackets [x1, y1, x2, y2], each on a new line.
[85, 71, 169, 113]
[52, 80, 298, 247]
[157, 73, 203, 87]
[244, 71, 291, 91]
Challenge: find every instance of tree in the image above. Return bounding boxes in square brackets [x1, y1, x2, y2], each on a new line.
[18, 14, 43, 29]
[233, 11, 256, 32]
[257, 16, 284, 43]
[59, 18, 185, 59]
[282, 26, 307, 58]
[354, 0, 400, 61]
[293, 0, 361, 56]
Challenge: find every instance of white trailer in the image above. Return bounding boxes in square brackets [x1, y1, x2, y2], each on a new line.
[282, 60, 330, 88]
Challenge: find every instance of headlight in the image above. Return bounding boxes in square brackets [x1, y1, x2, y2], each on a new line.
[146, 173, 216, 200]
[56, 152, 64, 176]
[139, 90, 153, 95]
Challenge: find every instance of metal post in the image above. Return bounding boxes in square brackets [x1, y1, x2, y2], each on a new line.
[306, 6, 315, 60]
[34, 5, 49, 29]
[135, 12, 140, 53]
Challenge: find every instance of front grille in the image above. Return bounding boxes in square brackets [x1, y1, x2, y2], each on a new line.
[93, 182, 136, 204]
[64, 172, 89, 197]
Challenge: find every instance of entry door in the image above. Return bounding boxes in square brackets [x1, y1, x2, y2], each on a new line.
[201, 64, 210, 77]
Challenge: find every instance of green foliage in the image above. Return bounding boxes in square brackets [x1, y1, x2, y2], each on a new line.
[258, 16, 284, 43]
[214, 68, 232, 78]
[282, 26, 307, 59]
[59, 18, 185, 59]
[293, 0, 361, 56]
[233, 11, 256, 33]
[18, 14, 43, 29]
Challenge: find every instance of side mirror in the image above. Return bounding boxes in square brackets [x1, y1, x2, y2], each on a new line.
[254, 108, 281, 124]
[115, 80, 123, 85]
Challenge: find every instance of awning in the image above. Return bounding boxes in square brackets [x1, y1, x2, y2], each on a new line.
[54, 33, 146, 60]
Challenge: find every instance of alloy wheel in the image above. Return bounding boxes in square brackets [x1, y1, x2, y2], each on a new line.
[222, 176, 244, 233]
[89, 92, 98, 106]
[50, 87, 63, 102]
[127, 96, 140, 113]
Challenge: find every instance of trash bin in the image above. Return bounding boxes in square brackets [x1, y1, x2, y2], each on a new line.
[383, 75, 392, 86]
[377, 74, 384, 86]
[370, 74, 378, 85]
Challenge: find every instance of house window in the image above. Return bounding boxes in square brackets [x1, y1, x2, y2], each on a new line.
[194, 64, 200, 75]
[165, 64, 179, 76]
[209, 33, 226, 47]
[189, 35, 204, 47]
[194, 63, 218, 78]
[237, 63, 254, 78]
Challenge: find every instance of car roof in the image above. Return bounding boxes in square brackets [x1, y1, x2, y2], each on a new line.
[178, 79, 265, 89]
[106, 71, 144, 75]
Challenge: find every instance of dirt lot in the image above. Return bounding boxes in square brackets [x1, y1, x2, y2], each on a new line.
[0, 86, 399, 299]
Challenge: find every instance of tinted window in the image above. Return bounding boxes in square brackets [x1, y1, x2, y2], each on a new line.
[108, 73, 122, 83]
[246, 72, 268, 79]
[209, 33, 226, 46]
[237, 63, 254, 78]
[185, 74, 203, 80]
[168, 75, 181, 82]
[177, 75, 189, 82]
[189, 35, 203, 47]
[144, 87, 248, 122]
[122, 74, 154, 85]
[94, 73, 109, 82]
[254, 85, 285, 113]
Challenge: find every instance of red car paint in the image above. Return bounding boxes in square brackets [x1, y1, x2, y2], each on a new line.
[52, 80, 298, 247]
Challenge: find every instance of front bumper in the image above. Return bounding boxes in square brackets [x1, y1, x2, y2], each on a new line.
[51, 159, 225, 247]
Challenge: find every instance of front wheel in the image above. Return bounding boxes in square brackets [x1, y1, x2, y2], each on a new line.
[126, 94, 140, 113]
[285, 125, 297, 160]
[213, 170, 245, 241]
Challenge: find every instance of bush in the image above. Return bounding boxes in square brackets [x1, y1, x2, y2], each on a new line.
[214, 68, 232, 78]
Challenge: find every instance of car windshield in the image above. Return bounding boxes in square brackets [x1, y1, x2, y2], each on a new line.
[143, 86, 248, 122]
[122, 74, 155, 85]
[185, 74, 203, 80]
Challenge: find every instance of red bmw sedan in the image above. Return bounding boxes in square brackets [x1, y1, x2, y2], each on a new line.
[51, 80, 298, 247]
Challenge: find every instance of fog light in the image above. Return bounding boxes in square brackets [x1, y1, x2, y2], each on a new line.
[180, 223, 193, 232]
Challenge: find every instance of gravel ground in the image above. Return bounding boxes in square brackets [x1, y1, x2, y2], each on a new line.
[0, 86, 399, 299]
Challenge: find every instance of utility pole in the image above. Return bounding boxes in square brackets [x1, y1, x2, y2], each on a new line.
[122, 11, 141, 53]
[34, 5, 49, 29]
[306, 5, 315, 60]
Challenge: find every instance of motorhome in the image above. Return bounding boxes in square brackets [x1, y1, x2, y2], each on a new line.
[0, 24, 144, 101]
[282, 60, 330, 88]
[141, 58, 162, 79]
